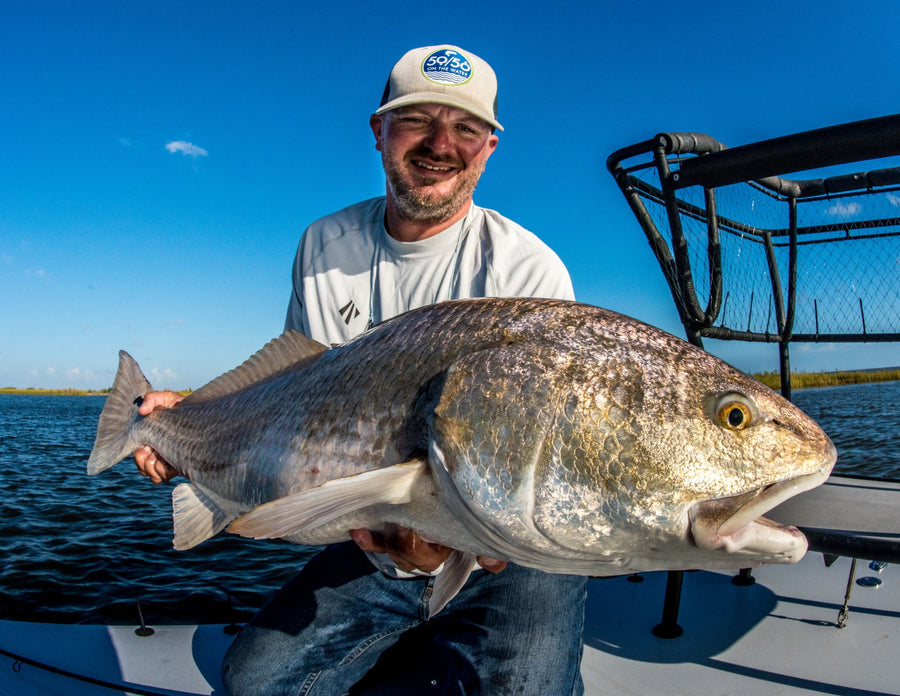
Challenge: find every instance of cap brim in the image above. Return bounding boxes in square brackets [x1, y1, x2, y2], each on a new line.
[375, 92, 503, 131]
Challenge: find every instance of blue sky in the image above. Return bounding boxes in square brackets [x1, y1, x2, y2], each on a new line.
[2, 0, 898, 390]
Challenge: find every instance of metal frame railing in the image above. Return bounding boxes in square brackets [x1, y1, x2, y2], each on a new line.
[607, 115, 900, 399]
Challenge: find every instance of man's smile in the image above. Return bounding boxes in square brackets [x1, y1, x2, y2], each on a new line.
[413, 160, 456, 173]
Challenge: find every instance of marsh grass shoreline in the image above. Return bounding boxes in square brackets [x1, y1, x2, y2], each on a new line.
[0, 387, 193, 396]
[751, 368, 900, 390]
[3, 369, 898, 396]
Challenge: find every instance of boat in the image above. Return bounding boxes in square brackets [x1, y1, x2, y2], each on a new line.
[3, 115, 899, 695]
[2, 527, 898, 695]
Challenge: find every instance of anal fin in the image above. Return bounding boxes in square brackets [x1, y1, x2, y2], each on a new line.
[173, 483, 237, 550]
[227, 459, 428, 540]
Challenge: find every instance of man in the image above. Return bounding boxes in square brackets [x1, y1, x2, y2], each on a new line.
[135, 45, 586, 695]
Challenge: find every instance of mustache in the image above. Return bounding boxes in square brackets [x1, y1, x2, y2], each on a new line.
[406, 147, 464, 169]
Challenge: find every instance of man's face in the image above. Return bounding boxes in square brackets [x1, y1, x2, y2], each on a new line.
[371, 103, 498, 225]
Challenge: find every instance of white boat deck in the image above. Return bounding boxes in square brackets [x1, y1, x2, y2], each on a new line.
[0, 621, 233, 695]
[583, 474, 900, 695]
[581, 554, 898, 695]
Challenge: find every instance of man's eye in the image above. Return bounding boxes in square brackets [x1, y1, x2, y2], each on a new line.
[456, 124, 483, 137]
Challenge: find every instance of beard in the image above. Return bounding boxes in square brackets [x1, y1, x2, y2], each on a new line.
[382, 147, 487, 225]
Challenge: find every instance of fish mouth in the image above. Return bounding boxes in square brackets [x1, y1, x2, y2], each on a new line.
[688, 465, 832, 564]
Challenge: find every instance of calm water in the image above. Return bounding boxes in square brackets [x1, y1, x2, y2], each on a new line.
[1, 383, 898, 625]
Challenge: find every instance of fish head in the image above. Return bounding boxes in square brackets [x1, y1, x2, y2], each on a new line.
[678, 382, 836, 564]
[432, 303, 836, 575]
[532, 311, 837, 573]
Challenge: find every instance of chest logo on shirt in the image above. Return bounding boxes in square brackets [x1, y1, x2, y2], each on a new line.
[339, 300, 360, 325]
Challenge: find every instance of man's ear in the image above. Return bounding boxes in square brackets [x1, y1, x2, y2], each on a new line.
[484, 133, 499, 160]
[370, 114, 385, 152]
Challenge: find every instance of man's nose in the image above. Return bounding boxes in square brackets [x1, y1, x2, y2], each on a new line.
[423, 122, 455, 153]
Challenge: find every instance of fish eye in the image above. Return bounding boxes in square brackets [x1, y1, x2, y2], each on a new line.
[715, 393, 757, 431]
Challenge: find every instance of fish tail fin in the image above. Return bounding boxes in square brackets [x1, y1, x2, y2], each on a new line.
[87, 350, 152, 475]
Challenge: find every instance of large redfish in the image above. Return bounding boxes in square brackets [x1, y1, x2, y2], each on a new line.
[88, 298, 836, 612]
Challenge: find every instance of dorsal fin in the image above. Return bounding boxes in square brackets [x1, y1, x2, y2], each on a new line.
[182, 330, 329, 405]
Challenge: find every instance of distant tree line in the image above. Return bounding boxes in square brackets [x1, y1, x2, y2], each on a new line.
[0, 387, 113, 395]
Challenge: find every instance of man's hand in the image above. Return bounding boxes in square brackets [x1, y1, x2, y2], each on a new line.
[349, 524, 507, 574]
[132, 390, 184, 483]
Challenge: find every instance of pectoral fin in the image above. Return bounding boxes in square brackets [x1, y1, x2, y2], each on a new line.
[227, 459, 428, 540]
[172, 483, 238, 550]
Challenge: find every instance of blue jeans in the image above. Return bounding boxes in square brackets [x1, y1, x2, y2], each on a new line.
[222, 541, 586, 695]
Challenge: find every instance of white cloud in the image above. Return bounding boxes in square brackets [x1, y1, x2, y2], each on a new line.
[825, 201, 861, 216]
[886, 192, 900, 207]
[165, 140, 208, 158]
[148, 367, 179, 386]
[797, 342, 838, 353]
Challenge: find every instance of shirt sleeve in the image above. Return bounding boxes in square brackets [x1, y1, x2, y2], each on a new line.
[499, 251, 575, 301]
[284, 239, 307, 334]
[477, 207, 576, 302]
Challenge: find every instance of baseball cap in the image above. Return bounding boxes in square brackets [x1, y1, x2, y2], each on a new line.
[375, 45, 503, 131]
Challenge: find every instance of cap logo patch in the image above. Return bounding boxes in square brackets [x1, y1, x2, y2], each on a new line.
[421, 49, 473, 85]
